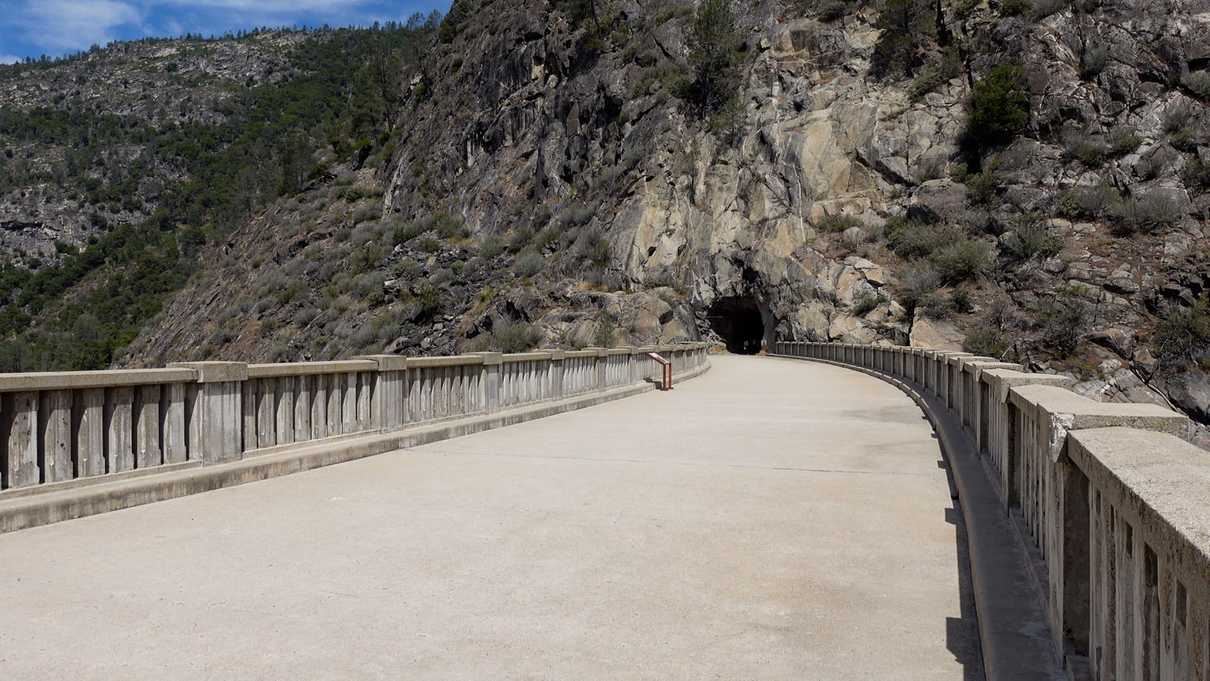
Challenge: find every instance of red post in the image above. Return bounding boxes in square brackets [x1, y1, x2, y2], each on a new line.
[647, 353, 672, 391]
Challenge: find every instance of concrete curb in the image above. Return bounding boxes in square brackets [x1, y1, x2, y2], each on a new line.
[771, 354, 1064, 681]
[0, 362, 711, 535]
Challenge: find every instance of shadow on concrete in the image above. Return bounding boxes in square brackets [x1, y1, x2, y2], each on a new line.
[944, 466, 989, 681]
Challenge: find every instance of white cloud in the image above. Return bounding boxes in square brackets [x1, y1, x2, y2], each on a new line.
[149, 0, 372, 14]
[12, 0, 142, 52]
[0, 55, 21, 64]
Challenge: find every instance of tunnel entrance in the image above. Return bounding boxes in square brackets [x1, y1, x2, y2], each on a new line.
[707, 296, 769, 354]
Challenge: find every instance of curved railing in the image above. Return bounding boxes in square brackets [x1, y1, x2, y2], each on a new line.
[0, 344, 710, 500]
[773, 341, 1204, 681]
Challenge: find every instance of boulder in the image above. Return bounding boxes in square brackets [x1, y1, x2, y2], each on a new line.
[909, 316, 965, 351]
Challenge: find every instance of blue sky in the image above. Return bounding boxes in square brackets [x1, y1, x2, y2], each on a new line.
[0, 0, 452, 64]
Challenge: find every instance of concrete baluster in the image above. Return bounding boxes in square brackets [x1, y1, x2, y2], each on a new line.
[551, 351, 565, 400]
[342, 373, 358, 433]
[276, 377, 295, 446]
[136, 385, 163, 469]
[326, 374, 342, 436]
[241, 380, 258, 451]
[311, 375, 328, 440]
[256, 378, 276, 448]
[163, 383, 187, 464]
[76, 388, 105, 477]
[106, 387, 135, 473]
[41, 390, 73, 483]
[475, 353, 502, 411]
[170, 362, 246, 465]
[293, 375, 312, 442]
[359, 356, 407, 431]
[3, 392, 39, 487]
[356, 372, 371, 430]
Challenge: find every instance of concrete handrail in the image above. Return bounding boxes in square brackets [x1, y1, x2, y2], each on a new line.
[771, 341, 1203, 680]
[0, 343, 710, 498]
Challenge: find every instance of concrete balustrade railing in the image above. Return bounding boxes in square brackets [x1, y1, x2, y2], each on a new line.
[772, 340, 1207, 681]
[0, 344, 709, 501]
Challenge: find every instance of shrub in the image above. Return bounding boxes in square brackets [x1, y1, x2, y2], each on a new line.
[870, 0, 937, 80]
[1163, 100, 1197, 134]
[964, 325, 1011, 357]
[1057, 182, 1120, 219]
[966, 63, 1031, 152]
[909, 47, 961, 100]
[1182, 155, 1210, 189]
[494, 321, 542, 353]
[885, 217, 962, 259]
[513, 250, 545, 278]
[1108, 127, 1141, 156]
[963, 295, 1020, 358]
[432, 211, 468, 239]
[391, 220, 423, 245]
[413, 284, 441, 321]
[1108, 191, 1185, 234]
[683, 0, 742, 115]
[1001, 217, 1063, 262]
[479, 234, 505, 258]
[1183, 71, 1210, 100]
[896, 264, 942, 314]
[1154, 297, 1210, 367]
[1062, 129, 1108, 167]
[817, 213, 864, 233]
[816, 0, 851, 21]
[1038, 289, 1089, 357]
[999, 0, 1031, 16]
[439, 0, 476, 43]
[951, 288, 974, 314]
[966, 166, 1004, 205]
[1030, 0, 1068, 19]
[351, 205, 379, 225]
[507, 226, 534, 252]
[930, 238, 994, 283]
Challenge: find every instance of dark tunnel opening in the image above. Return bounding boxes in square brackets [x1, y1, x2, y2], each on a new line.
[707, 296, 770, 354]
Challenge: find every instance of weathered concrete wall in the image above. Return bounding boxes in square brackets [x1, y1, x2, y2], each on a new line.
[772, 340, 1206, 681]
[0, 344, 708, 498]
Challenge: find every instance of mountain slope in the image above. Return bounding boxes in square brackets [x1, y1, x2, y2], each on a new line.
[4, 0, 1209, 437]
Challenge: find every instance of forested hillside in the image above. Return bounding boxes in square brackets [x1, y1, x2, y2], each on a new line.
[0, 18, 438, 370]
[1, 0, 1208, 440]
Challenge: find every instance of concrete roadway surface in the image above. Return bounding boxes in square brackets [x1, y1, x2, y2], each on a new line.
[0, 355, 982, 680]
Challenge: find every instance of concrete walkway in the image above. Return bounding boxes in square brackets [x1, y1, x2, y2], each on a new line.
[0, 356, 981, 680]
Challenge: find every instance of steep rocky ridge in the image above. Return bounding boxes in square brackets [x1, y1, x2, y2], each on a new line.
[10, 0, 1210, 432]
[0, 32, 308, 265]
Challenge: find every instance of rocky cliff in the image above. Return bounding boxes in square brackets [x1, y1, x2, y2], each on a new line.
[4, 0, 1209, 433]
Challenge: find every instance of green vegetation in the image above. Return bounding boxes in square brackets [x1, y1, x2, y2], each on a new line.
[965, 63, 1031, 154]
[870, 0, 938, 80]
[1001, 216, 1063, 263]
[1183, 71, 1210, 100]
[1155, 297, 1210, 368]
[816, 214, 864, 233]
[683, 0, 742, 115]
[910, 47, 962, 100]
[1038, 288, 1090, 357]
[0, 21, 438, 371]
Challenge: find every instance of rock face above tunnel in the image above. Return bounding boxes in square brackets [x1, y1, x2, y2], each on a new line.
[114, 0, 1208, 442]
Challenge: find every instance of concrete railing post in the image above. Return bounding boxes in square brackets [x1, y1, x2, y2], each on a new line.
[169, 362, 246, 465]
[357, 356, 408, 431]
[475, 353, 502, 411]
[591, 348, 608, 389]
[549, 350, 565, 400]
